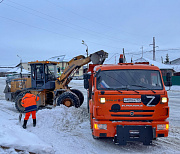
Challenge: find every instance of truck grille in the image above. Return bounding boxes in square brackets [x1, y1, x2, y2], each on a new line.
[110, 110, 154, 117]
[110, 110, 154, 112]
[111, 114, 153, 117]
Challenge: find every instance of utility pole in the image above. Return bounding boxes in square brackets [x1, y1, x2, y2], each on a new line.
[150, 37, 158, 61]
[140, 46, 143, 58]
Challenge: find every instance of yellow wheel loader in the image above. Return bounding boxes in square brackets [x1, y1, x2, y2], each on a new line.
[4, 50, 108, 112]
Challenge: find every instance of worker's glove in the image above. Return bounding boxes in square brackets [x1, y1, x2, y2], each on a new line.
[37, 94, 40, 97]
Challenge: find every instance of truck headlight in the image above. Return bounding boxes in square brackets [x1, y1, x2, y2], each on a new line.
[157, 124, 169, 130]
[100, 98, 106, 104]
[161, 97, 168, 104]
[94, 124, 107, 130]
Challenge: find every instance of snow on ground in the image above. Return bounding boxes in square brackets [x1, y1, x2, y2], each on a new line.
[0, 77, 180, 154]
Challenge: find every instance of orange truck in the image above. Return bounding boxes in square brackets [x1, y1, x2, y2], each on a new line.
[84, 55, 169, 145]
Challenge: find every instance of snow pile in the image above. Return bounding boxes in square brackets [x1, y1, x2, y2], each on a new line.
[36, 106, 89, 132]
[0, 77, 180, 153]
[0, 126, 54, 154]
[0, 103, 55, 154]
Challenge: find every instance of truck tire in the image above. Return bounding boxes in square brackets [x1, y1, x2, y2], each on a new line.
[92, 135, 99, 139]
[15, 93, 25, 113]
[71, 89, 84, 106]
[57, 91, 80, 108]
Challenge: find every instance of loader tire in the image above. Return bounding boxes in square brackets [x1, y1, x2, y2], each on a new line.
[71, 89, 84, 106]
[15, 93, 25, 113]
[15, 91, 30, 113]
[12, 90, 22, 102]
[57, 91, 80, 108]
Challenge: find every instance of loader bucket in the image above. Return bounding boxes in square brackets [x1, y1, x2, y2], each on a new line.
[90, 50, 108, 64]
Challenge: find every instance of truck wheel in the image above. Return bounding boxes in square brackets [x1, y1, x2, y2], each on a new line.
[71, 89, 84, 106]
[57, 91, 80, 108]
[92, 135, 99, 139]
[15, 93, 25, 113]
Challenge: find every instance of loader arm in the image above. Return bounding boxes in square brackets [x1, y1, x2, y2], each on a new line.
[59, 55, 91, 82]
[57, 50, 108, 89]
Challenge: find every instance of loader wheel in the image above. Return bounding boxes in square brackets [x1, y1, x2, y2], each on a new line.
[15, 94, 25, 113]
[71, 89, 84, 106]
[12, 90, 22, 102]
[57, 91, 80, 108]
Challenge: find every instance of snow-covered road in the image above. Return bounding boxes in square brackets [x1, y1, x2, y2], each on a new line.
[0, 77, 180, 154]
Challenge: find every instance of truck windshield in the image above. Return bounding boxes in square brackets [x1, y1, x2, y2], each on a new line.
[96, 69, 163, 90]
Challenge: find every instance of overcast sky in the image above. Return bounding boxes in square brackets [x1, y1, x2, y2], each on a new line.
[0, 0, 180, 66]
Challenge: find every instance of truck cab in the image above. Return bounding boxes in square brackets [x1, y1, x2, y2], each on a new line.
[84, 63, 169, 145]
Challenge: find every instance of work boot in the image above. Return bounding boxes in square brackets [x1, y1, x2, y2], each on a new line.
[33, 119, 36, 127]
[22, 120, 28, 129]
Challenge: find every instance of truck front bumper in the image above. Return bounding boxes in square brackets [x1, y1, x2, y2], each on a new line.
[92, 120, 169, 142]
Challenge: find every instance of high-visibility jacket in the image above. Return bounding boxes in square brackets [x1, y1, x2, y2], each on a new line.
[21, 93, 40, 113]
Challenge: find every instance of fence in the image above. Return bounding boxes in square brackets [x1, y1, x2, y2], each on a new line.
[163, 76, 180, 86]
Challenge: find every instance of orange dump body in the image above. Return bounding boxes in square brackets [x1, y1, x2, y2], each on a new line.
[87, 63, 169, 145]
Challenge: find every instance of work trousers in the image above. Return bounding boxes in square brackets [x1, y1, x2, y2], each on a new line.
[24, 111, 36, 120]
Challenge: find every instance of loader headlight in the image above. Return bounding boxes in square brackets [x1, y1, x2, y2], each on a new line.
[94, 124, 107, 130]
[161, 97, 168, 104]
[100, 98, 106, 104]
[157, 124, 169, 130]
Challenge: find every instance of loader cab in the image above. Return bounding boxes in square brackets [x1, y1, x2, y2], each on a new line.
[29, 61, 58, 90]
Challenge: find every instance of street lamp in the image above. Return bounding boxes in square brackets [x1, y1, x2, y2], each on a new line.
[82, 40, 88, 58]
[82, 40, 88, 70]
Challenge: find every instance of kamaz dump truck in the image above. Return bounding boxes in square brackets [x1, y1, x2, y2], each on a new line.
[84, 55, 169, 145]
[4, 50, 108, 112]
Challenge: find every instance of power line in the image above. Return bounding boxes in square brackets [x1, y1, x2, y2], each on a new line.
[0, 15, 128, 50]
[105, 53, 119, 62]
[125, 48, 180, 58]
[2, 2, 134, 45]
[45, 0, 150, 39]
[6, 0, 141, 46]
[46, 0, 107, 27]
[0, 15, 80, 40]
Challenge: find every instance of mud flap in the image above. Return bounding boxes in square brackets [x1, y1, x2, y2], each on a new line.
[114, 125, 153, 145]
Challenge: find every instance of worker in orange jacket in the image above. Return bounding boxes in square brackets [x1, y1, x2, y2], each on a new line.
[21, 93, 40, 129]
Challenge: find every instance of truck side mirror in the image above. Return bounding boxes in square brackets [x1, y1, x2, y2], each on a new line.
[83, 73, 91, 89]
[165, 72, 172, 86]
[58, 67, 60, 73]
[94, 69, 101, 77]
